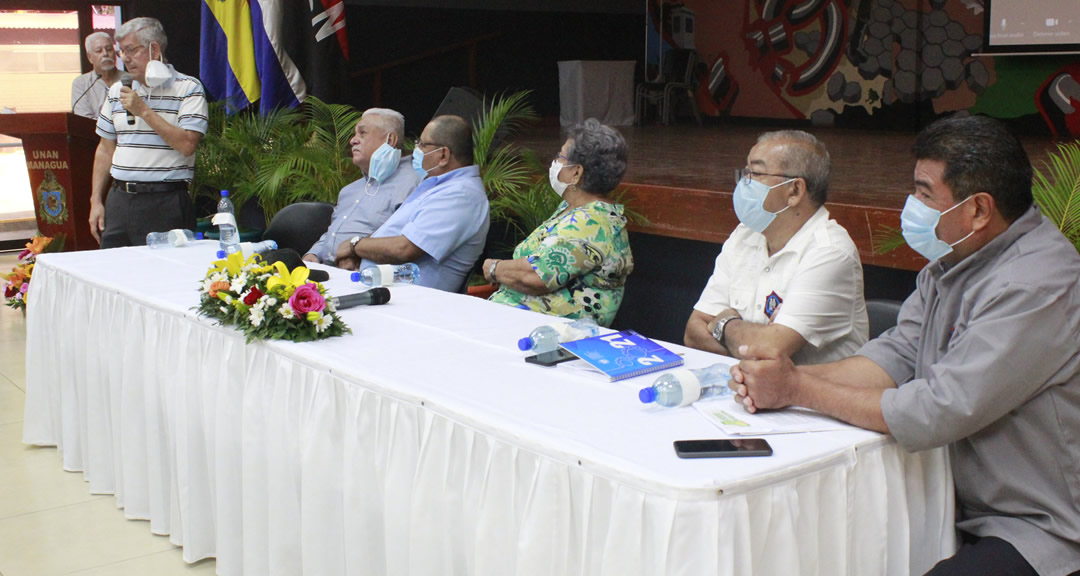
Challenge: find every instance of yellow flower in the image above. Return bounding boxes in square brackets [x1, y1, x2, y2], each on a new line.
[306, 311, 321, 322]
[210, 251, 257, 276]
[265, 261, 310, 294]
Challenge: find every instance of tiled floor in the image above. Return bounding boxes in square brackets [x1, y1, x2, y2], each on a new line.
[0, 252, 216, 575]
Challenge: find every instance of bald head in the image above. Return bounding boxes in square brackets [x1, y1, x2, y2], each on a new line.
[428, 115, 473, 166]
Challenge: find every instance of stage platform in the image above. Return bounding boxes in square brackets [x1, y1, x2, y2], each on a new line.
[512, 124, 1062, 271]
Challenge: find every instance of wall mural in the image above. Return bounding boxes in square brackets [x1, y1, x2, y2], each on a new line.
[651, 0, 1078, 137]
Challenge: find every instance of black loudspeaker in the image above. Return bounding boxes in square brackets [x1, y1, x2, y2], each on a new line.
[433, 87, 485, 126]
[432, 87, 509, 150]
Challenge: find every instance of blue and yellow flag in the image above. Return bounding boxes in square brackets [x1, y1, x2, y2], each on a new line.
[200, 0, 261, 111]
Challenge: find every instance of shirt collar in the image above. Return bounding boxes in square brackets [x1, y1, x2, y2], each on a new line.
[933, 205, 1042, 282]
[768, 205, 830, 259]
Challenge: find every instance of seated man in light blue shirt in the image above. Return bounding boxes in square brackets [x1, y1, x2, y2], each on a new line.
[303, 108, 419, 264]
[336, 115, 489, 293]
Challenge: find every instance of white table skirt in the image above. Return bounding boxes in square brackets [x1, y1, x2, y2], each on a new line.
[23, 244, 954, 575]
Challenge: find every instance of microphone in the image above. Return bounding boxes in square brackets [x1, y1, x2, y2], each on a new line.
[71, 72, 100, 114]
[120, 74, 134, 125]
[261, 248, 330, 282]
[331, 287, 390, 310]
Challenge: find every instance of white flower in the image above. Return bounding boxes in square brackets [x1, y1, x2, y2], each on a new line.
[201, 278, 215, 293]
[264, 296, 277, 307]
[279, 302, 295, 318]
[325, 298, 336, 312]
[230, 273, 249, 293]
[249, 306, 265, 327]
[313, 312, 333, 333]
[210, 271, 227, 283]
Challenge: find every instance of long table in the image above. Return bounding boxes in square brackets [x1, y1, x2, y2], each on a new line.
[22, 243, 955, 575]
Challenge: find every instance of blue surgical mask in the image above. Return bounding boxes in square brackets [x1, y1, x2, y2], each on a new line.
[368, 135, 400, 183]
[900, 194, 974, 261]
[412, 146, 443, 181]
[733, 177, 794, 233]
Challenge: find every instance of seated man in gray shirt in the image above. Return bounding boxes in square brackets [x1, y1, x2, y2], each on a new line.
[731, 116, 1080, 576]
[303, 108, 419, 264]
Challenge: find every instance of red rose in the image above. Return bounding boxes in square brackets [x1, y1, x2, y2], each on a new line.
[243, 287, 264, 306]
[4, 285, 16, 298]
[288, 283, 325, 316]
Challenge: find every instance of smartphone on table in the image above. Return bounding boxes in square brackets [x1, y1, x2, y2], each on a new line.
[673, 438, 773, 458]
[524, 348, 577, 367]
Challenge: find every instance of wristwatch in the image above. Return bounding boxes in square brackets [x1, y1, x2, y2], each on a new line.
[711, 315, 739, 349]
[349, 235, 362, 256]
[488, 260, 499, 283]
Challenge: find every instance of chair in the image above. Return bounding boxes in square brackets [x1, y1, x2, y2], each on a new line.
[635, 48, 702, 125]
[866, 299, 904, 339]
[261, 202, 335, 255]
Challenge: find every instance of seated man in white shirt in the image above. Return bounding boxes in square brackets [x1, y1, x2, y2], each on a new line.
[684, 130, 868, 365]
[303, 108, 419, 265]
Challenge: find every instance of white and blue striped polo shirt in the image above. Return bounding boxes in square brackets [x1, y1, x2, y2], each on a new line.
[96, 64, 208, 183]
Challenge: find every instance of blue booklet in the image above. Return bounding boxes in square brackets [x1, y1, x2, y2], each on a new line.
[560, 330, 683, 381]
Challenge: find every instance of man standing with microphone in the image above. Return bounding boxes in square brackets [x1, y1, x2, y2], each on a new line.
[70, 31, 120, 119]
[89, 17, 208, 248]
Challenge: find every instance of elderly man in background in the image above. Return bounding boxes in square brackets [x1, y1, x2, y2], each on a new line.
[89, 17, 208, 248]
[303, 108, 419, 265]
[733, 116, 1080, 575]
[684, 130, 868, 365]
[336, 115, 488, 293]
[71, 31, 120, 119]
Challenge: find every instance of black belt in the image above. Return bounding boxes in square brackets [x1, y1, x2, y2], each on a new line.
[112, 180, 189, 194]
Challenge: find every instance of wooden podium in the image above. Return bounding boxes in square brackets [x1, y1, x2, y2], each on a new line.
[0, 113, 99, 251]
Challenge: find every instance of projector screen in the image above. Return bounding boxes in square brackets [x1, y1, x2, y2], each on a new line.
[984, 0, 1080, 53]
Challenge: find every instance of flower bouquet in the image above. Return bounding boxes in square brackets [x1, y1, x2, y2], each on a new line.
[4, 234, 63, 311]
[196, 251, 350, 342]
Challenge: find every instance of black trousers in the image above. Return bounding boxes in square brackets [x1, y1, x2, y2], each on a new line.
[99, 184, 195, 249]
[925, 534, 1039, 576]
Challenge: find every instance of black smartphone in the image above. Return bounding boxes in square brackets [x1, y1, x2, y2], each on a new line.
[524, 348, 577, 367]
[673, 438, 773, 458]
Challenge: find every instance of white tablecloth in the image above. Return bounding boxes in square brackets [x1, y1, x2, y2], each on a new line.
[558, 60, 637, 127]
[23, 243, 955, 575]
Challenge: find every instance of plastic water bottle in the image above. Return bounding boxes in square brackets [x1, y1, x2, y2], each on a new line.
[146, 228, 196, 249]
[217, 240, 277, 260]
[217, 190, 239, 255]
[639, 363, 733, 408]
[351, 263, 420, 286]
[518, 317, 600, 354]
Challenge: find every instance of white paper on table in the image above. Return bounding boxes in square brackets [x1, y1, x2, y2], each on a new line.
[693, 395, 851, 435]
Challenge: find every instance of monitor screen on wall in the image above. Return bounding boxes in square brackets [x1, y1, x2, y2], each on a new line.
[984, 0, 1080, 54]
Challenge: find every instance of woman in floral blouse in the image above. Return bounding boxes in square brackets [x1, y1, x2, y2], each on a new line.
[484, 119, 634, 327]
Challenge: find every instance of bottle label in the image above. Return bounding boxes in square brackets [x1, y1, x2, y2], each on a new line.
[376, 264, 395, 286]
[674, 369, 702, 407]
[211, 212, 237, 227]
[168, 229, 189, 247]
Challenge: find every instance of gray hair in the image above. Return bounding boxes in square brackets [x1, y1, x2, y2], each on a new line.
[756, 130, 830, 205]
[361, 108, 406, 148]
[566, 118, 628, 196]
[84, 31, 112, 53]
[116, 17, 167, 55]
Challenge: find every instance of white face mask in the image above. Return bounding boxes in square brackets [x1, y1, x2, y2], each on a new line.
[548, 160, 573, 197]
[143, 43, 171, 88]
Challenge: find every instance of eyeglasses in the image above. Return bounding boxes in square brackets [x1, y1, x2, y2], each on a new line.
[735, 168, 799, 185]
[415, 140, 444, 150]
[116, 44, 146, 59]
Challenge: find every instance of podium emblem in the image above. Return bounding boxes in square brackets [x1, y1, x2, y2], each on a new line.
[37, 170, 68, 225]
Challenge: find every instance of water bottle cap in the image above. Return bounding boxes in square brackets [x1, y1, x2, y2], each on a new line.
[517, 336, 534, 351]
[220, 190, 229, 197]
[350, 271, 361, 282]
[195, 232, 204, 240]
[639, 387, 658, 403]
[216, 250, 225, 259]
[266, 240, 278, 250]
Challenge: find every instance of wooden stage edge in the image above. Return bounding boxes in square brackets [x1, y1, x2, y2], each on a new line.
[620, 182, 927, 272]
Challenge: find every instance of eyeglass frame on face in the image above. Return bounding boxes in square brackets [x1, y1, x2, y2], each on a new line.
[116, 42, 148, 60]
[554, 153, 581, 167]
[414, 140, 445, 151]
[735, 167, 799, 185]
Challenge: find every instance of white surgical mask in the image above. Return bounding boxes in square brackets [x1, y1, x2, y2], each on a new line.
[548, 160, 572, 197]
[900, 194, 974, 261]
[733, 176, 794, 234]
[143, 42, 171, 88]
